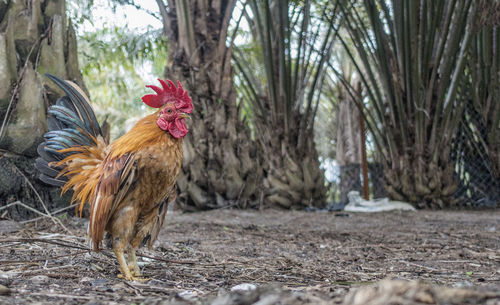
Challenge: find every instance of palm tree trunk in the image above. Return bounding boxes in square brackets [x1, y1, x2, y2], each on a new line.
[335, 83, 362, 204]
[368, 162, 386, 198]
[232, 0, 333, 209]
[262, 126, 326, 209]
[156, 0, 264, 210]
[0, 0, 85, 219]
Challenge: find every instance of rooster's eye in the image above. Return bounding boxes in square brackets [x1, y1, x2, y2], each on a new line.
[166, 109, 172, 113]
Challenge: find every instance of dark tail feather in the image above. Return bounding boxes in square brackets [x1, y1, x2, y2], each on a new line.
[35, 156, 68, 187]
[36, 74, 104, 187]
[45, 74, 102, 137]
[35, 157, 60, 177]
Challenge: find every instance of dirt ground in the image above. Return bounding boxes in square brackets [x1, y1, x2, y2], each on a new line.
[0, 209, 499, 304]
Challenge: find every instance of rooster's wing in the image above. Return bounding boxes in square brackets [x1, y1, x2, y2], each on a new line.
[89, 153, 137, 250]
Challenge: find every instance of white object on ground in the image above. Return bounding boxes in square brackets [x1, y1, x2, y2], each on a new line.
[344, 191, 416, 212]
[178, 290, 198, 300]
[231, 283, 257, 292]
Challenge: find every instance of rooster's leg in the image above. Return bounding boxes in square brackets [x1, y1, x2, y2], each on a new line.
[113, 248, 134, 281]
[127, 249, 141, 276]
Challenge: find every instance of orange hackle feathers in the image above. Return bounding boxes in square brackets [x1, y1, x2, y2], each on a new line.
[109, 113, 170, 159]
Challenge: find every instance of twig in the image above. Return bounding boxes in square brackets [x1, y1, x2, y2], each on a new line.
[123, 281, 143, 295]
[0, 262, 39, 267]
[88, 255, 116, 266]
[125, 282, 179, 294]
[400, 260, 441, 272]
[20, 204, 78, 224]
[0, 250, 87, 264]
[10, 162, 74, 236]
[136, 252, 196, 265]
[21, 264, 75, 275]
[29, 293, 92, 300]
[0, 201, 49, 218]
[44, 273, 80, 279]
[0, 240, 195, 267]
[38, 232, 85, 240]
[0, 238, 88, 251]
[0, 238, 118, 259]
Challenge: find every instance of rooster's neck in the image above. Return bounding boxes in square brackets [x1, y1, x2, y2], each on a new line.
[109, 113, 181, 159]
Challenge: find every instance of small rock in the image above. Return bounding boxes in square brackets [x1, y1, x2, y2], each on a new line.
[91, 279, 112, 292]
[231, 283, 257, 292]
[91, 279, 107, 287]
[90, 263, 103, 272]
[453, 280, 473, 288]
[80, 277, 93, 284]
[0, 272, 15, 286]
[0, 284, 10, 295]
[177, 290, 197, 301]
[30, 275, 49, 284]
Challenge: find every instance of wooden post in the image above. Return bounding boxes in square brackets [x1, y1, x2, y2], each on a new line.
[360, 113, 370, 200]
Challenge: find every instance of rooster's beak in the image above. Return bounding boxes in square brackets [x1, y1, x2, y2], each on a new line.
[179, 113, 190, 119]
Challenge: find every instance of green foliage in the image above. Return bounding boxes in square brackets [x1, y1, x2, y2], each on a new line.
[108, 0, 161, 20]
[78, 26, 167, 138]
[233, 0, 340, 147]
[67, 0, 95, 31]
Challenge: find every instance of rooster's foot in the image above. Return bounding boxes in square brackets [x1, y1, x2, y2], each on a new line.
[128, 265, 142, 277]
[117, 273, 150, 282]
[128, 250, 141, 276]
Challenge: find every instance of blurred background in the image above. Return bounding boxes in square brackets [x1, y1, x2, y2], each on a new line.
[0, 0, 498, 220]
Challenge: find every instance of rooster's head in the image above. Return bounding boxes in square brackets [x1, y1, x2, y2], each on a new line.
[141, 79, 193, 139]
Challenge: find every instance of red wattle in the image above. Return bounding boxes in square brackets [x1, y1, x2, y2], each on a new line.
[168, 118, 188, 139]
[157, 117, 169, 131]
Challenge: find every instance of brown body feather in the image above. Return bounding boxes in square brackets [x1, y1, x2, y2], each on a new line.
[57, 113, 183, 251]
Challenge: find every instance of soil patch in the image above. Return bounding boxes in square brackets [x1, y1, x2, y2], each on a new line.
[0, 209, 499, 304]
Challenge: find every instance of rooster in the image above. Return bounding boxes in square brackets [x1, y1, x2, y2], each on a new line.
[36, 74, 193, 281]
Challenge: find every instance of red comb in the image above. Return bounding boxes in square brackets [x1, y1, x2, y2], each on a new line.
[141, 79, 193, 113]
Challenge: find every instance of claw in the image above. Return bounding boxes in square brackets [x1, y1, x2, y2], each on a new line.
[132, 276, 150, 283]
[117, 273, 150, 282]
[128, 266, 142, 277]
[114, 248, 134, 281]
[113, 245, 146, 281]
